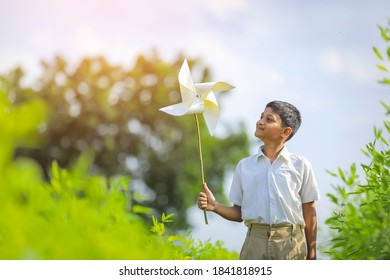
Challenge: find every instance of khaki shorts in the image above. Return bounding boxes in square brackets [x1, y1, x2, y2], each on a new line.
[240, 223, 307, 260]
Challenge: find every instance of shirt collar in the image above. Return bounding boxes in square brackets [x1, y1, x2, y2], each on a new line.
[257, 145, 291, 162]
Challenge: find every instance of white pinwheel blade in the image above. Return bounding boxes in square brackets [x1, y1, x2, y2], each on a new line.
[210, 81, 235, 92]
[194, 82, 234, 134]
[203, 97, 220, 135]
[195, 82, 235, 98]
[159, 102, 191, 116]
[159, 59, 198, 116]
[186, 98, 205, 114]
[179, 59, 198, 105]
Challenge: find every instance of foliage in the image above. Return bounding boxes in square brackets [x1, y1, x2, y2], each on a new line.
[0, 63, 239, 260]
[0, 155, 238, 259]
[373, 19, 390, 84]
[151, 214, 238, 260]
[323, 112, 390, 259]
[151, 213, 175, 237]
[323, 22, 390, 259]
[2, 53, 250, 228]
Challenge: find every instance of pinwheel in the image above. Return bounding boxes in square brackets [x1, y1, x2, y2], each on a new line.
[159, 58, 234, 224]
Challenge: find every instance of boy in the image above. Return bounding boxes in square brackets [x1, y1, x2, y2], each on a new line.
[198, 100, 320, 260]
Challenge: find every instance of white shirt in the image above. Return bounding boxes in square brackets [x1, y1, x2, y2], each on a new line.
[229, 145, 320, 226]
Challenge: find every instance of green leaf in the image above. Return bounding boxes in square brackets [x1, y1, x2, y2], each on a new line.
[333, 241, 347, 249]
[361, 148, 369, 157]
[167, 235, 180, 243]
[373, 47, 384, 60]
[380, 78, 390, 85]
[112, 176, 130, 192]
[51, 161, 60, 179]
[376, 64, 388, 72]
[338, 167, 346, 182]
[387, 47, 390, 60]
[132, 205, 152, 214]
[381, 101, 390, 115]
[326, 169, 338, 177]
[378, 25, 390, 42]
[162, 213, 175, 223]
[346, 249, 360, 257]
[347, 203, 357, 216]
[327, 193, 339, 204]
[325, 216, 339, 224]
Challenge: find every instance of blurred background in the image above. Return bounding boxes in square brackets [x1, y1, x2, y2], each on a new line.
[1, 0, 390, 259]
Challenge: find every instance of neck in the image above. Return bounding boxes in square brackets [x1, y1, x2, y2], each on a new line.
[262, 143, 285, 163]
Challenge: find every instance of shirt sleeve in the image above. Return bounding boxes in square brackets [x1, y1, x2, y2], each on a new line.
[229, 161, 243, 206]
[299, 157, 320, 203]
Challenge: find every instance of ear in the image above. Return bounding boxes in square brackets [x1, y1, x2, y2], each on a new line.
[281, 127, 293, 139]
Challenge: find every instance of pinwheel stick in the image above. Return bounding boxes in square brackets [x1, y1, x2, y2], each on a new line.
[194, 114, 209, 225]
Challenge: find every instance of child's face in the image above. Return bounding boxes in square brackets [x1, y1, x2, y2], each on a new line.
[254, 107, 287, 142]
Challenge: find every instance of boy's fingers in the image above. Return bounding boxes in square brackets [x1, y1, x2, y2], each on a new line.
[197, 194, 207, 210]
[203, 182, 210, 193]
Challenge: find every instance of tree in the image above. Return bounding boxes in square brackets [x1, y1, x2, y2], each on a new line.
[323, 21, 390, 259]
[2, 52, 250, 228]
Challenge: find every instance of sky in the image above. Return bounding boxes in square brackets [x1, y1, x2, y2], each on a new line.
[1, 0, 390, 258]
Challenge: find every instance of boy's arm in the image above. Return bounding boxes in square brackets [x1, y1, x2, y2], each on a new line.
[198, 183, 243, 222]
[302, 201, 317, 260]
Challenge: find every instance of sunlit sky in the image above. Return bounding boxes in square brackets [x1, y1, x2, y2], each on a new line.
[1, 0, 390, 257]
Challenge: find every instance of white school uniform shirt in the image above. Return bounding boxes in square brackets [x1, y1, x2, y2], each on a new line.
[229, 145, 320, 226]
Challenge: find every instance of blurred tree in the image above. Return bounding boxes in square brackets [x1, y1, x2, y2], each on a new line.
[4, 52, 249, 228]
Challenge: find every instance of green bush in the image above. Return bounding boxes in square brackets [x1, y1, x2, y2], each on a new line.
[323, 104, 390, 259]
[0, 87, 238, 260]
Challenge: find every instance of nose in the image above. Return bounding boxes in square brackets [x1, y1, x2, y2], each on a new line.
[257, 117, 264, 125]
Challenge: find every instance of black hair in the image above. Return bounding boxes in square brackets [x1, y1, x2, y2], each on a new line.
[266, 100, 302, 141]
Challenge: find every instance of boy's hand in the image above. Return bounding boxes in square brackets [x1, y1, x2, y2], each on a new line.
[198, 182, 216, 211]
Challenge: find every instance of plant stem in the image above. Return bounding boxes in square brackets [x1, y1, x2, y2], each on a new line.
[194, 114, 208, 225]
